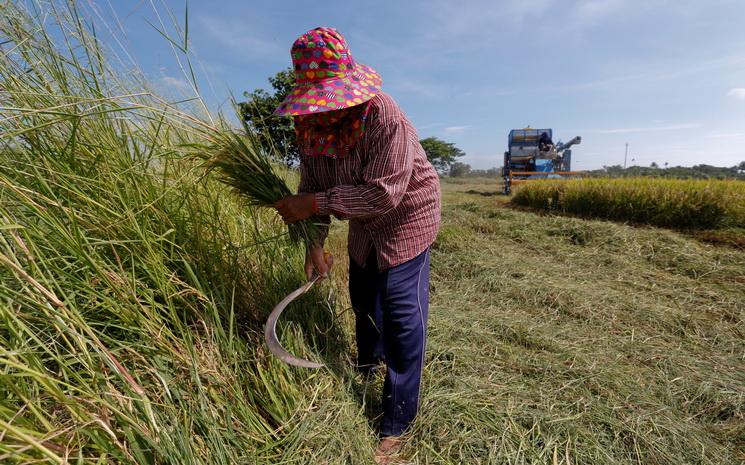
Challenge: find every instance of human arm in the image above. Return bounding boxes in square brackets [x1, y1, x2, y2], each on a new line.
[274, 158, 333, 278]
[314, 118, 413, 220]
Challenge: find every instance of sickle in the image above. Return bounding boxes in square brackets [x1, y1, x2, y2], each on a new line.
[264, 275, 325, 369]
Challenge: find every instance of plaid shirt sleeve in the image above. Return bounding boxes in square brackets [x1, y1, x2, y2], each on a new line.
[313, 117, 412, 220]
[297, 158, 331, 246]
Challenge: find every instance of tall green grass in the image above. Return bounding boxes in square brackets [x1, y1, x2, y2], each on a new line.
[0, 2, 344, 462]
[511, 178, 745, 229]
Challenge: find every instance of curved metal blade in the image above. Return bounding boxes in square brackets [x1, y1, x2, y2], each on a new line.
[264, 275, 325, 369]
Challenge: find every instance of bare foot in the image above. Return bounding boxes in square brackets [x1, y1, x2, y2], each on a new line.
[374, 436, 403, 464]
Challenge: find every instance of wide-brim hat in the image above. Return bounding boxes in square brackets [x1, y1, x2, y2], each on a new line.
[274, 27, 382, 116]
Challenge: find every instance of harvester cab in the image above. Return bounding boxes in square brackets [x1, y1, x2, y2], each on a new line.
[502, 128, 582, 194]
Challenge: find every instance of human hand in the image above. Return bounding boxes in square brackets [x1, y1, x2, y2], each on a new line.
[305, 246, 333, 280]
[274, 193, 316, 224]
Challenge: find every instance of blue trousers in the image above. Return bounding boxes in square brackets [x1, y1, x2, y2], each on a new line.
[349, 248, 430, 437]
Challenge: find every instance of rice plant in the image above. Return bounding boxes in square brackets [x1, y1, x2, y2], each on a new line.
[511, 178, 745, 230]
[204, 125, 321, 245]
[0, 1, 341, 463]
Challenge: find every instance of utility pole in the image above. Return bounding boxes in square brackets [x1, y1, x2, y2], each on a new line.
[624, 143, 629, 169]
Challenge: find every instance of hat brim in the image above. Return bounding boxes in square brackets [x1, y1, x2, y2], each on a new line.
[273, 63, 382, 116]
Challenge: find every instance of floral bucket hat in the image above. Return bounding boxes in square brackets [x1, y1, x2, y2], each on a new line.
[274, 27, 382, 116]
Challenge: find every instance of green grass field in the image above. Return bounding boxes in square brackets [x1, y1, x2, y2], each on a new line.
[1, 3, 744, 464]
[252, 177, 745, 463]
[250, 177, 744, 463]
[404, 178, 745, 463]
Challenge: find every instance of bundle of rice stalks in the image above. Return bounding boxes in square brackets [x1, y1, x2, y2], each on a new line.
[204, 123, 320, 246]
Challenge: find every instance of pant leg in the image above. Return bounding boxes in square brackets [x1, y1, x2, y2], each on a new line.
[379, 248, 430, 437]
[349, 252, 385, 375]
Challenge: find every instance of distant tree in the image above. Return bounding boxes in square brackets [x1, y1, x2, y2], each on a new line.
[738, 161, 745, 173]
[449, 162, 471, 177]
[463, 167, 500, 178]
[650, 162, 659, 169]
[419, 137, 465, 175]
[585, 162, 745, 180]
[238, 68, 298, 165]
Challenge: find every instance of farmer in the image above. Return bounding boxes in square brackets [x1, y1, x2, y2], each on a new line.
[273, 27, 441, 462]
[539, 131, 554, 152]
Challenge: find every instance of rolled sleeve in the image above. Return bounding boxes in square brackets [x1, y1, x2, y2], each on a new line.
[315, 191, 330, 215]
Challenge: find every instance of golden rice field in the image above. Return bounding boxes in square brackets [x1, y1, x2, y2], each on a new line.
[511, 178, 745, 230]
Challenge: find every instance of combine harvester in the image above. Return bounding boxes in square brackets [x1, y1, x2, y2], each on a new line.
[502, 128, 582, 194]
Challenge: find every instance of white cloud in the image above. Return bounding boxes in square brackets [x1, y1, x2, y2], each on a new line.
[728, 88, 745, 99]
[198, 61, 226, 75]
[572, 0, 626, 26]
[387, 78, 449, 100]
[422, 0, 557, 43]
[198, 16, 284, 60]
[591, 123, 703, 134]
[565, 0, 676, 32]
[444, 125, 471, 134]
[160, 75, 191, 91]
[707, 132, 745, 139]
[554, 55, 745, 93]
[461, 88, 515, 98]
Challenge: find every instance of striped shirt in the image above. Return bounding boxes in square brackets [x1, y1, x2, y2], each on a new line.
[298, 92, 441, 270]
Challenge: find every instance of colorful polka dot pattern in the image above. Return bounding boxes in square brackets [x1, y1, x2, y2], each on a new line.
[274, 27, 382, 116]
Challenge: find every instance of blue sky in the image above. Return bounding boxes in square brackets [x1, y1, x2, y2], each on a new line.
[98, 0, 745, 169]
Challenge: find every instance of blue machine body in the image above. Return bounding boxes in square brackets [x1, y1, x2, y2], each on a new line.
[502, 128, 581, 194]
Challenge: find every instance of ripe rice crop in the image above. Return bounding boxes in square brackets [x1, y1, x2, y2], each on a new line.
[206, 128, 321, 245]
[511, 178, 745, 229]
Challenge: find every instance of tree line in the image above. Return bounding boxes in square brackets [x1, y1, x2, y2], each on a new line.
[240, 69, 745, 180]
[239, 68, 472, 176]
[589, 164, 745, 180]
